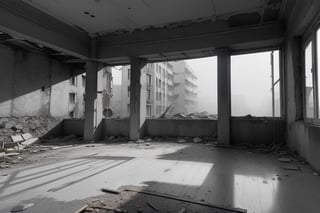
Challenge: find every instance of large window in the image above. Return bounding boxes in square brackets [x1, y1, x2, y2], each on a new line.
[231, 50, 281, 117]
[304, 27, 320, 121]
[305, 41, 314, 118]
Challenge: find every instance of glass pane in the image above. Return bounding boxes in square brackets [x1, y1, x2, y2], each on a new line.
[231, 51, 280, 117]
[305, 41, 314, 118]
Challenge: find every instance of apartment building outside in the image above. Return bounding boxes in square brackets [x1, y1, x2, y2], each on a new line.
[61, 66, 113, 119]
[172, 61, 198, 114]
[114, 61, 197, 118]
[119, 62, 174, 117]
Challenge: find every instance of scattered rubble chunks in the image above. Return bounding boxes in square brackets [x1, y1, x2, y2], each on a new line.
[21, 138, 39, 146]
[101, 188, 121, 195]
[21, 133, 33, 141]
[105, 136, 128, 143]
[282, 166, 301, 171]
[0, 165, 10, 169]
[11, 135, 24, 143]
[11, 203, 34, 212]
[83, 200, 128, 213]
[278, 158, 292, 163]
[5, 153, 20, 157]
[177, 139, 186, 143]
[136, 139, 145, 144]
[146, 201, 158, 211]
[193, 137, 202, 143]
[163, 111, 217, 120]
[0, 116, 62, 143]
[177, 208, 186, 213]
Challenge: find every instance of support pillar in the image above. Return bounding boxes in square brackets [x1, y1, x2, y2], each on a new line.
[83, 60, 98, 141]
[217, 48, 231, 146]
[129, 57, 147, 140]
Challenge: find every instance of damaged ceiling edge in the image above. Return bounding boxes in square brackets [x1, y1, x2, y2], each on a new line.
[96, 8, 283, 37]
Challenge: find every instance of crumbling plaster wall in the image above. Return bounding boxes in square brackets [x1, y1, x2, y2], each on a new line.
[284, 0, 320, 170]
[0, 43, 84, 118]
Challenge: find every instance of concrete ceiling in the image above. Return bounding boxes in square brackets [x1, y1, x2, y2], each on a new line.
[22, 0, 281, 35]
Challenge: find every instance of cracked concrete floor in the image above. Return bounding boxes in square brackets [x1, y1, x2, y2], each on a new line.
[0, 142, 320, 213]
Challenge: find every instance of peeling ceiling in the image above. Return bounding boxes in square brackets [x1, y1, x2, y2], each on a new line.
[22, 0, 283, 35]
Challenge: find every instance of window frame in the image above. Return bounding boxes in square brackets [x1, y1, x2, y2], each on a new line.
[302, 24, 320, 124]
[230, 48, 283, 118]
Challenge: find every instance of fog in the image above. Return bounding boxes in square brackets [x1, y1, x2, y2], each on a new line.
[112, 50, 280, 117]
[186, 57, 217, 114]
[186, 51, 280, 117]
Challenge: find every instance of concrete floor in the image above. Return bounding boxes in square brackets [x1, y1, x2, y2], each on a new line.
[0, 142, 320, 213]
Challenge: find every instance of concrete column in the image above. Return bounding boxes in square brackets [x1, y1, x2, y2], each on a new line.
[217, 48, 231, 146]
[129, 57, 147, 140]
[84, 60, 98, 141]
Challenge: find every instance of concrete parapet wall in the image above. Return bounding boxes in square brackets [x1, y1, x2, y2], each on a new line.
[231, 118, 285, 145]
[145, 119, 217, 137]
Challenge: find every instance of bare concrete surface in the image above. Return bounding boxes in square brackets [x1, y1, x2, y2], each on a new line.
[1, 141, 320, 213]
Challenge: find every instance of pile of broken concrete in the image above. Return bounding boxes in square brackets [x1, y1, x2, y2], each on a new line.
[168, 111, 217, 120]
[0, 116, 61, 143]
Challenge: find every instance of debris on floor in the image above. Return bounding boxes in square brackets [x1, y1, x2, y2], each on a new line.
[162, 111, 217, 120]
[10, 203, 34, 212]
[177, 207, 186, 213]
[177, 139, 186, 143]
[136, 139, 145, 144]
[0, 134, 81, 168]
[146, 201, 158, 211]
[78, 200, 128, 213]
[277, 157, 292, 163]
[0, 116, 61, 143]
[104, 136, 129, 143]
[77, 185, 246, 213]
[193, 137, 203, 143]
[282, 165, 301, 171]
[101, 188, 121, 195]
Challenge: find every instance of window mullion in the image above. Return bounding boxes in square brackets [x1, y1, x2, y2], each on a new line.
[313, 33, 319, 120]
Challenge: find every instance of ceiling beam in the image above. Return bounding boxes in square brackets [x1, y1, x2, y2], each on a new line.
[0, 0, 90, 59]
[98, 21, 284, 62]
[281, 0, 320, 36]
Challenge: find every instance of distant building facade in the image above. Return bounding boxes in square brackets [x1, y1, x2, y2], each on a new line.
[112, 61, 197, 118]
[54, 66, 113, 119]
[172, 61, 198, 114]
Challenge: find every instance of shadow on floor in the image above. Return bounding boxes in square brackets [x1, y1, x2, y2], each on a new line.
[0, 156, 134, 202]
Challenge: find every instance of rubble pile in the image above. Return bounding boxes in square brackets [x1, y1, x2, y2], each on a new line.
[168, 111, 217, 120]
[104, 136, 129, 143]
[1, 132, 81, 169]
[0, 116, 62, 143]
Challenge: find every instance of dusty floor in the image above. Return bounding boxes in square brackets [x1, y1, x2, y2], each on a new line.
[0, 141, 320, 213]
